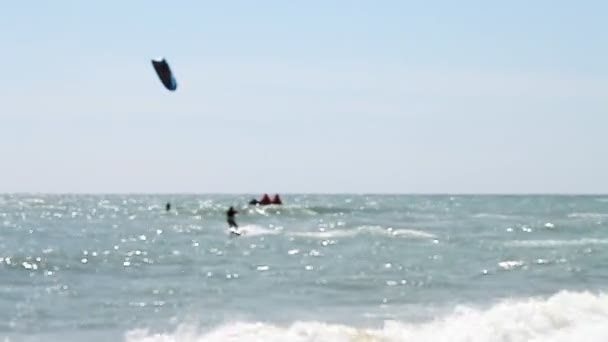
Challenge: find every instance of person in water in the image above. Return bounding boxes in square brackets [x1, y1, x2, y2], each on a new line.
[227, 206, 238, 228]
[165, 202, 171, 211]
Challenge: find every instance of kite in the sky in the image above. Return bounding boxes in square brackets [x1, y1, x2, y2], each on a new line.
[151, 57, 177, 91]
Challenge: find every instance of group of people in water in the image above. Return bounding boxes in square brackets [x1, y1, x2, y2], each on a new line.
[248, 193, 282, 206]
[228, 194, 282, 231]
[164, 194, 283, 233]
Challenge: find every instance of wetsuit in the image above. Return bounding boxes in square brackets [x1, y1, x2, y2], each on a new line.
[227, 207, 238, 228]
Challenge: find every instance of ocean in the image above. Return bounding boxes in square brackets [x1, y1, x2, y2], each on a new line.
[1, 194, 608, 341]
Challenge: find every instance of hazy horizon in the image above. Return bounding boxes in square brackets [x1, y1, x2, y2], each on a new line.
[3, 192, 608, 196]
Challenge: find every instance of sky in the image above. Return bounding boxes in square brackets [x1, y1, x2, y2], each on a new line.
[1, 0, 607, 194]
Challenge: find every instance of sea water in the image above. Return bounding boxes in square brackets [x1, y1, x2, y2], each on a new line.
[1, 194, 608, 341]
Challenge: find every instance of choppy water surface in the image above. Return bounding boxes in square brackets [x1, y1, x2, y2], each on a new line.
[1, 194, 608, 341]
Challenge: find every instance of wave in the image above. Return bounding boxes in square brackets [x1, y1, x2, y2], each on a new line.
[195, 204, 408, 217]
[505, 238, 608, 247]
[302, 206, 353, 215]
[472, 213, 520, 220]
[125, 290, 608, 342]
[229, 225, 281, 237]
[390, 229, 437, 239]
[247, 205, 386, 216]
[172, 204, 352, 218]
[567, 212, 608, 219]
[289, 226, 436, 240]
[497, 260, 525, 270]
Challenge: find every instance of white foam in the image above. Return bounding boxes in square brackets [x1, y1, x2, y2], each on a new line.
[290, 230, 356, 239]
[567, 212, 608, 219]
[390, 229, 437, 239]
[498, 260, 525, 270]
[125, 291, 608, 342]
[472, 213, 516, 220]
[505, 238, 608, 247]
[229, 225, 280, 237]
[289, 226, 436, 240]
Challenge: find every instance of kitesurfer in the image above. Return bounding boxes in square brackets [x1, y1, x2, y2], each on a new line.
[227, 206, 238, 228]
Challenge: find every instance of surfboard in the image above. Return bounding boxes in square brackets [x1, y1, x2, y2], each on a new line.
[229, 227, 242, 236]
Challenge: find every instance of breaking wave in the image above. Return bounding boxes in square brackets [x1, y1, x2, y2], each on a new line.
[125, 290, 608, 342]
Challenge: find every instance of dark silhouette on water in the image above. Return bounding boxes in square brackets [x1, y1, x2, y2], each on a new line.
[227, 206, 238, 228]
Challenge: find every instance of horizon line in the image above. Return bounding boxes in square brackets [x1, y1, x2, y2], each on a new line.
[2, 192, 608, 196]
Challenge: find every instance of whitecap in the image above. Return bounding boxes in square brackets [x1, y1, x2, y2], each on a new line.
[505, 238, 608, 248]
[289, 226, 436, 240]
[125, 290, 608, 342]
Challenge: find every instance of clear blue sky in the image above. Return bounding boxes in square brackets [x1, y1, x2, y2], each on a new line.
[1, 1, 606, 193]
